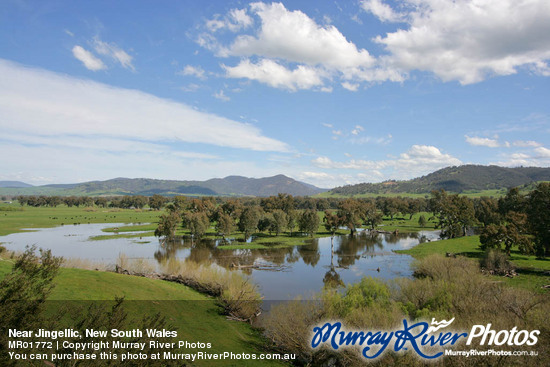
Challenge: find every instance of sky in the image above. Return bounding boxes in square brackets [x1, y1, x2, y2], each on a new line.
[0, 0, 549, 188]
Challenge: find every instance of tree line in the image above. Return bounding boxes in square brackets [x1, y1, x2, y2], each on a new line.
[13, 184, 549, 257]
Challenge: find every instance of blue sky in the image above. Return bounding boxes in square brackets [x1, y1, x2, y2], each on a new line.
[1, 0, 549, 188]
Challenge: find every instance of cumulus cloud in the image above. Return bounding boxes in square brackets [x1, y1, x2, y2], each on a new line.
[360, 0, 405, 23]
[342, 82, 359, 91]
[374, 0, 550, 84]
[465, 135, 501, 148]
[179, 65, 206, 79]
[199, 1, 550, 90]
[535, 146, 550, 158]
[493, 150, 550, 167]
[72, 45, 105, 71]
[230, 2, 375, 70]
[206, 8, 253, 32]
[312, 145, 461, 180]
[223, 59, 325, 91]
[204, 2, 401, 90]
[0, 59, 289, 153]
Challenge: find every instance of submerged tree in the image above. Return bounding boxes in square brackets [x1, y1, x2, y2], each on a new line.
[323, 210, 342, 236]
[215, 212, 235, 239]
[183, 211, 210, 239]
[238, 206, 262, 241]
[154, 211, 181, 239]
[337, 199, 363, 235]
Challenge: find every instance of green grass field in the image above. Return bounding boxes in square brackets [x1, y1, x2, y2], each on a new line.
[397, 235, 550, 292]
[0, 203, 161, 236]
[0, 258, 285, 366]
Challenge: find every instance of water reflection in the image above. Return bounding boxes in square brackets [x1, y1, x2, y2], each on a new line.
[0, 224, 439, 300]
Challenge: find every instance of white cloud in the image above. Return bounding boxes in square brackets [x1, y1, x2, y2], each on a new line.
[223, 59, 325, 91]
[465, 135, 501, 148]
[493, 150, 550, 167]
[360, 0, 405, 23]
[213, 89, 230, 101]
[321, 123, 333, 128]
[350, 134, 392, 145]
[535, 146, 550, 158]
[93, 38, 135, 71]
[342, 82, 359, 91]
[375, 0, 550, 84]
[513, 140, 542, 148]
[207, 2, 402, 90]
[351, 125, 364, 135]
[200, 1, 550, 90]
[230, 2, 375, 70]
[312, 145, 461, 180]
[72, 45, 105, 71]
[179, 65, 206, 79]
[180, 83, 201, 92]
[206, 8, 253, 32]
[0, 59, 289, 153]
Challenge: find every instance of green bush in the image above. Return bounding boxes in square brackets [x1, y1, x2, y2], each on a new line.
[480, 248, 515, 275]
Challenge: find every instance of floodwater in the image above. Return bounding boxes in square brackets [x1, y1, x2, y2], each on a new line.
[0, 223, 440, 300]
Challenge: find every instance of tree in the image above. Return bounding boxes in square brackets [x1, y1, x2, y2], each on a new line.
[215, 212, 235, 239]
[418, 214, 427, 228]
[323, 210, 341, 236]
[154, 211, 181, 239]
[271, 210, 287, 236]
[298, 209, 320, 237]
[498, 187, 527, 215]
[337, 199, 363, 234]
[361, 201, 382, 230]
[238, 206, 262, 241]
[149, 194, 167, 210]
[527, 182, 550, 257]
[183, 211, 210, 239]
[258, 213, 274, 233]
[0, 246, 62, 366]
[430, 189, 475, 238]
[474, 197, 500, 227]
[480, 211, 533, 256]
[94, 197, 108, 208]
[286, 209, 298, 236]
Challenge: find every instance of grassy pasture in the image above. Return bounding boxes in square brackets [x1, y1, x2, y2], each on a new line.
[397, 235, 550, 292]
[0, 202, 161, 236]
[0, 257, 285, 366]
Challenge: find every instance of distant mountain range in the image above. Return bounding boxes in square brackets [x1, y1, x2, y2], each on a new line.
[329, 165, 550, 196]
[0, 175, 326, 197]
[2, 165, 549, 198]
[0, 181, 34, 188]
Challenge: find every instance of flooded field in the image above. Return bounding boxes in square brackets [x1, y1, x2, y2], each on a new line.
[0, 223, 440, 300]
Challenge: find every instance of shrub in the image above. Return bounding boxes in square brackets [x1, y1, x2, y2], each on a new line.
[480, 249, 515, 275]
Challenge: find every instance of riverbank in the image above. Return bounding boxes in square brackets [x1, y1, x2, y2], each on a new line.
[0, 255, 285, 367]
[396, 235, 550, 292]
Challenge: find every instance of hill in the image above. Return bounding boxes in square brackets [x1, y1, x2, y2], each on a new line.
[328, 165, 550, 196]
[0, 175, 325, 197]
[0, 181, 33, 188]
